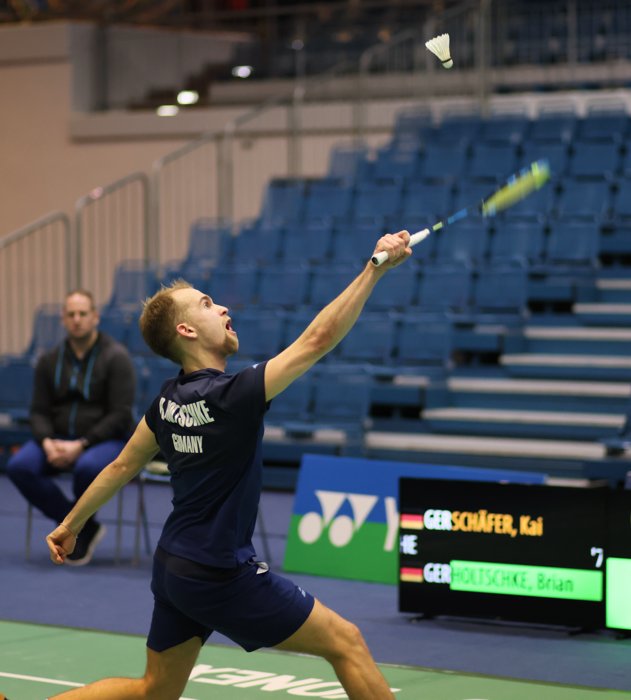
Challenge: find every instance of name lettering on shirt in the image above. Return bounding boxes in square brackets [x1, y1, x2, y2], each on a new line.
[159, 397, 215, 427]
[172, 434, 204, 453]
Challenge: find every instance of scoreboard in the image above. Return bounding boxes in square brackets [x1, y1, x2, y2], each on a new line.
[399, 478, 631, 630]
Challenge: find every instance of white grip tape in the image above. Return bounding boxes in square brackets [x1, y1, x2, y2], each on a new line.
[370, 228, 431, 267]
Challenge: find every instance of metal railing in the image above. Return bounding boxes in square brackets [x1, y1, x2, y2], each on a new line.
[75, 172, 150, 307]
[0, 212, 71, 355]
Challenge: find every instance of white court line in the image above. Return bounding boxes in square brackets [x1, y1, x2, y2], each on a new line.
[0, 671, 196, 699]
[0, 671, 82, 687]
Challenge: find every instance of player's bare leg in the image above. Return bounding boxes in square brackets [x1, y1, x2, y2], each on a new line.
[48, 636, 201, 700]
[275, 599, 395, 700]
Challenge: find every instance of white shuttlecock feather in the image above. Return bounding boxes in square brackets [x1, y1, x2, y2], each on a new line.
[425, 33, 453, 69]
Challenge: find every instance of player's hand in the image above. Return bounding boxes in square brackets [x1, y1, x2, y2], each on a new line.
[372, 231, 412, 270]
[46, 523, 77, 564]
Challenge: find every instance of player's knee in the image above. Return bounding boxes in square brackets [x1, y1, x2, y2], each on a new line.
[142, 675, 182, 700]
[325, 618, 367, 661]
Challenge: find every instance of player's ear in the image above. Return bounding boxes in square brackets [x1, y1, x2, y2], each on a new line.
[175, 322, 197, 339]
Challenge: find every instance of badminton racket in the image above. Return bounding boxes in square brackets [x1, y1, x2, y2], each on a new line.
[371, 159, 551, 267]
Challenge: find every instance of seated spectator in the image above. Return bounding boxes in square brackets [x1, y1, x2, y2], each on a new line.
[7, 289, 135, 565]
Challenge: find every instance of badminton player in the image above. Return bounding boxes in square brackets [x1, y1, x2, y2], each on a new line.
[45, 230, 411, 700]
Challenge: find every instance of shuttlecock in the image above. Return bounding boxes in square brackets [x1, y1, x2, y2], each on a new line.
[425, 33, 452, 69]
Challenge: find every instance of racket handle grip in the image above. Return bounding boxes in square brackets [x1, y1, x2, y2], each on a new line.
[370, 229, 431, 267]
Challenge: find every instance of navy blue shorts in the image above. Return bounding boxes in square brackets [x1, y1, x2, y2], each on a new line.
[147, 547, 315, 653]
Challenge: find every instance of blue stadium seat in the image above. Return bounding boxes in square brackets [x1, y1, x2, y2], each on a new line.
[0, 355, 34, 421]
[303, 179, 353, 224]
[434, 108, 481, 144]
[259, 178, 307, 231]
[266, 376, 313, 426]
[98, 310, 130, 345]
[27, 303, 65, 357]
[568, 141, 621, 180]
[230, 310, 285, 362]
[577, 102, 629, 142]
[330, 221, 389, 265]
[417, 264, 473, 313]
[598, 225, 631, 261]
[365, 261, 419, 311]
[309, 265, 363, 307]
[231, 222, 283, 267]
[126, 320, 151, 357]
[327, 141, 372, 184]
[556, 179, 612, 220]
[371, 145, 421, 183]
[544, 219, 601, 268]
[160, 259, 187, 286]
[310, 374, 372, 436]
[434, 221, 490, 267]
[489, 221, 546, 266]
[180, 219, 233, 275]
[415, 143, 469, 183]
[105, 260, 160, 314]
[336, 313, 396, 366]
[612, 177, 631, 222]
[529, 104, 577, 143]
[136, 356, 177, 408]
[472, 264, 529, 317]
[397, 313, 453, 367]
[622, 143, 631, 177]
[352, 179, 402, 222]
[479, 110, 530, 144]
[401, 180, 453, 221]
[257, 266, 311, 309]
[282, 219, 334, 265]
[207, 264, 259, 310]
[468, 143, 518, 181]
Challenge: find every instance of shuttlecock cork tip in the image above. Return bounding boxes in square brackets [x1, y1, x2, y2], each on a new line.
[425, 33, 452, 69]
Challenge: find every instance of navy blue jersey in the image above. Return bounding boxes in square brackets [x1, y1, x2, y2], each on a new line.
[144, 362, 268, 568]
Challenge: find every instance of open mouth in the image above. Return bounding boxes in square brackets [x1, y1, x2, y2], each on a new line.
[226, 319, 236, 334]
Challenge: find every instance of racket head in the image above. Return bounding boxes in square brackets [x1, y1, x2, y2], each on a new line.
[481, 160, 551, 217]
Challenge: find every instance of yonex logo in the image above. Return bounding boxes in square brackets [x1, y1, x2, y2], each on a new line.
[298, 490, 398, 551]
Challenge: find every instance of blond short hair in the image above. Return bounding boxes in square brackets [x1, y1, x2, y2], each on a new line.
[139, 280, 192, 363]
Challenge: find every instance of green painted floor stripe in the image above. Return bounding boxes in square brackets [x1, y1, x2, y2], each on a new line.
[1, 620, 630, 699]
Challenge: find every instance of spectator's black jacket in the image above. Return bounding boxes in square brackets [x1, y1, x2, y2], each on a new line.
[30, 332, 135, 446]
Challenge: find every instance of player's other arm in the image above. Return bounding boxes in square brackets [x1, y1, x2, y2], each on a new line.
[46, 418, 159, 564]
[264, 231, 411, 401]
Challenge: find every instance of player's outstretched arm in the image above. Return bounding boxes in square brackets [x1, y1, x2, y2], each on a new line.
[264, 230, 411, 401]
[46, 418, 159, 565]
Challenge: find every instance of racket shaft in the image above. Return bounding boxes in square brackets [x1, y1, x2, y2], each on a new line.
[370, 160, 550, 267]
[371, 228, 430, 266]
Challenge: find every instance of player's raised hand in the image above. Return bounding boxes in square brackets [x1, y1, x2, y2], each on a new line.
[372, 230, 412, 270]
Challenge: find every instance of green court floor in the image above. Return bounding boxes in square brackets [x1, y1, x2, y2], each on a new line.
[1, 620, 630, 699]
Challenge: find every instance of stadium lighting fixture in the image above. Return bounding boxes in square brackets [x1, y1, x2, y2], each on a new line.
[231, 65, 253, 78]
[177, 90, 199, 105]
[156, 105, 179, 117]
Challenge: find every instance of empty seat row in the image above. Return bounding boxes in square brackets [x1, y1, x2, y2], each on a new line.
[252, 174, 631, 235]
[174, 217, 604, 277]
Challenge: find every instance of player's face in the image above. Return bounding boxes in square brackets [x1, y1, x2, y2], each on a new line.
[62, 293, 99, 342]
[177, 288, 238, 356]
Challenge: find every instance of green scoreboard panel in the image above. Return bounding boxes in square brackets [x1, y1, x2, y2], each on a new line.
[399, 479, 631, 630]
